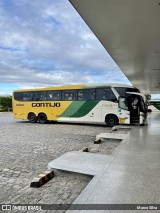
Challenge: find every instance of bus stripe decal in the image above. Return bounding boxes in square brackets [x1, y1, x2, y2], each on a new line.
[71, 100, 99, 117]
[60, 100, 100, 118]
[59, 101, 86, 117]
[154, 104, 160, 110]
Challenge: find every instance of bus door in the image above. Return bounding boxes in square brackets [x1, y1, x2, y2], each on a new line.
[126, 92, 147, 125]
[127, 95, 140, 124]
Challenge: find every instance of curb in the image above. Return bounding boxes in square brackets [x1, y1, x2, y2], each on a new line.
[30, 170, 54, 188]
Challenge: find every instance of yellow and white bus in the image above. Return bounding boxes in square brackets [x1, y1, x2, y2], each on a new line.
[148, 100, 160, 112]
[12, 83, 147, 126]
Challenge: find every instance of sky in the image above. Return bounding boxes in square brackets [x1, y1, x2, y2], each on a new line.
[0, 0, 132, 96]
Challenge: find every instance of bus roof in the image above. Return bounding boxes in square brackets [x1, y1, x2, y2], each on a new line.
[13, 83, 134, 92]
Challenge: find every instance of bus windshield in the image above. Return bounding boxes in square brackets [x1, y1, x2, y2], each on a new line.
[115, 87, 140, 97]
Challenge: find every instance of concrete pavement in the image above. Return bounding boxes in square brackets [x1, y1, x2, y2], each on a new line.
[48, 112, 160, 212]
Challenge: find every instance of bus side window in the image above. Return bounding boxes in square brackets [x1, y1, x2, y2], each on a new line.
[68, 93, 73, 100]
[96, 88, 117, 102]
[23, 92, 33, 101]
[77, 90, 83, 100]
[96, 89, 107, 100]
[64, 93, 69, 100]
[46, 90, 61, 101]
[83, 89, 95, 100]
[14, 92, 23, 101]
[33, 91, 45, 101]
[62, 90, 77, 101]
[53, 92, 61, 101]
[90, 89, 95, 100]
[45, 92, 52, 100]
[46, 91, 61, 101]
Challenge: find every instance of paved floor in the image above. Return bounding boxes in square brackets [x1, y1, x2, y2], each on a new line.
[49, 112, 160, 213]
[0, 112, 121, 212]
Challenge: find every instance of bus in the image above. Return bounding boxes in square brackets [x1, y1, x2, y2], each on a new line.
[148, 100, 160, 112]
[12, 83, 147, 127]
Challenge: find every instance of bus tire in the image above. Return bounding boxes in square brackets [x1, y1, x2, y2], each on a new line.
[105, 114, 118, 127]
[28, 113, 37, 123]
[38, 113, 47, 124]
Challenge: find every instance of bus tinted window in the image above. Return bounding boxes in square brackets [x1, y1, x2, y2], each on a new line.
[96, 88, 117, 102]
[62, 90, 77, 101]
[46, 91, 61, 101]
[84, 89, 95, 100]
[115, 88, 126, 97]
[33, 91, 46, 101]
[115, 87, 140, 97]
[14, 92, 34, 101]
[23, 92, 33, 101]
[14, 92, 23, 101]
[77, 89, 95, 100]
[77, 90, 83, 100]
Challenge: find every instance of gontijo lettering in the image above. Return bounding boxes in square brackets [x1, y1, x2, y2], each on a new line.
[32, 103, 60, 107]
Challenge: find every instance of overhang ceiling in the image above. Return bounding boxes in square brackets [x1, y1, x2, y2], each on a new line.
[69, 0, 160, 94]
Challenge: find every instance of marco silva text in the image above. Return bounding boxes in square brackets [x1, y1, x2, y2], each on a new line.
[137, 205, 158, 210]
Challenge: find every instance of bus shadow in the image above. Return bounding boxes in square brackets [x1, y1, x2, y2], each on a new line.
[16, 120, 108, 128]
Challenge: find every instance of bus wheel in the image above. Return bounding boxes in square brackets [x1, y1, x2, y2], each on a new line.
[105, 115, 118, 127]
[38, 113, 47, 124]
[28, 113, 37, 123]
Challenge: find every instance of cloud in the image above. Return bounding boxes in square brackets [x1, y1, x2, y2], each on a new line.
[0, 0, 131, 95]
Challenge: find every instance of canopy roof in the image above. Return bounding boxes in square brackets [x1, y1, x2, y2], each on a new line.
[69, 0, 160, 94]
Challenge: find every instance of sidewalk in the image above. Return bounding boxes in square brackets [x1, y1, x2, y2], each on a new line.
[49, 112, 160, 213]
